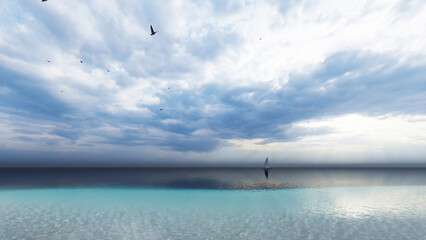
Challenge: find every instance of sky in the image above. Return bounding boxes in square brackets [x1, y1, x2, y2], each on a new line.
[1, 0, 426, 166]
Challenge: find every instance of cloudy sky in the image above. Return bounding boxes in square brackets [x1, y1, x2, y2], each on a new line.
[1, 0, 426, 166]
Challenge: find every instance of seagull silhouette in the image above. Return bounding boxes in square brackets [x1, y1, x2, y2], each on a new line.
[46, 60, 51, 63]
[150, 25, 156, 36]
[80, 60, 83, 63]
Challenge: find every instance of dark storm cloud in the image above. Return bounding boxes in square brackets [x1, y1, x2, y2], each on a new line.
[0, 67, 73, 120]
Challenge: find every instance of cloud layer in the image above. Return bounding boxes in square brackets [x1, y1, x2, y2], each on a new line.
[1, 0, 426, 165]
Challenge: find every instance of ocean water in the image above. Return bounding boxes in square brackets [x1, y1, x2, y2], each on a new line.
[0, 168, 425, 239]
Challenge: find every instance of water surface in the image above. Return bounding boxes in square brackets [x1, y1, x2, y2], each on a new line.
[0, 168, 425, 239]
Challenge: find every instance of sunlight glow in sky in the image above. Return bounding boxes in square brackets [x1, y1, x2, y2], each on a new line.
[1, 0, 426, 165]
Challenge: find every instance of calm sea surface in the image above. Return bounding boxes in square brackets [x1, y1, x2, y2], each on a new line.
[0, 168, 425, 239]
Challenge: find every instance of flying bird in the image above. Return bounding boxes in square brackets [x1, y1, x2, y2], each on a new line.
[150, 25, 156, 36]
[80, 60, 83, 63]
[160, 108, 163, 111]
[46, 60, 51, 63]
[42, 0, 47, 2]
[263, 157, 271, 179]
[107, 69, 110, 72]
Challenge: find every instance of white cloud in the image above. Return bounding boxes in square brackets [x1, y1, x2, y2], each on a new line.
[217, 114, 426, 164]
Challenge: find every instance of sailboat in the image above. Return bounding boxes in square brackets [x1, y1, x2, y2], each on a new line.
[264, 157, 271, 179]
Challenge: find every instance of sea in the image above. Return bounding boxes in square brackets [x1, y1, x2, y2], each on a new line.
[0, 168, 425, 239]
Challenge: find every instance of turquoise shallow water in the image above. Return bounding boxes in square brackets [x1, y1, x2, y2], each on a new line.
[1, 186, 425, 239]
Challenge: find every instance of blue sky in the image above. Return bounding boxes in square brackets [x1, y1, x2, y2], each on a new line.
[1, 0, 426, 165]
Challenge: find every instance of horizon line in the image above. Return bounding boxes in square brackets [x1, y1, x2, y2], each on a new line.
[1, 163, 426, 168]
